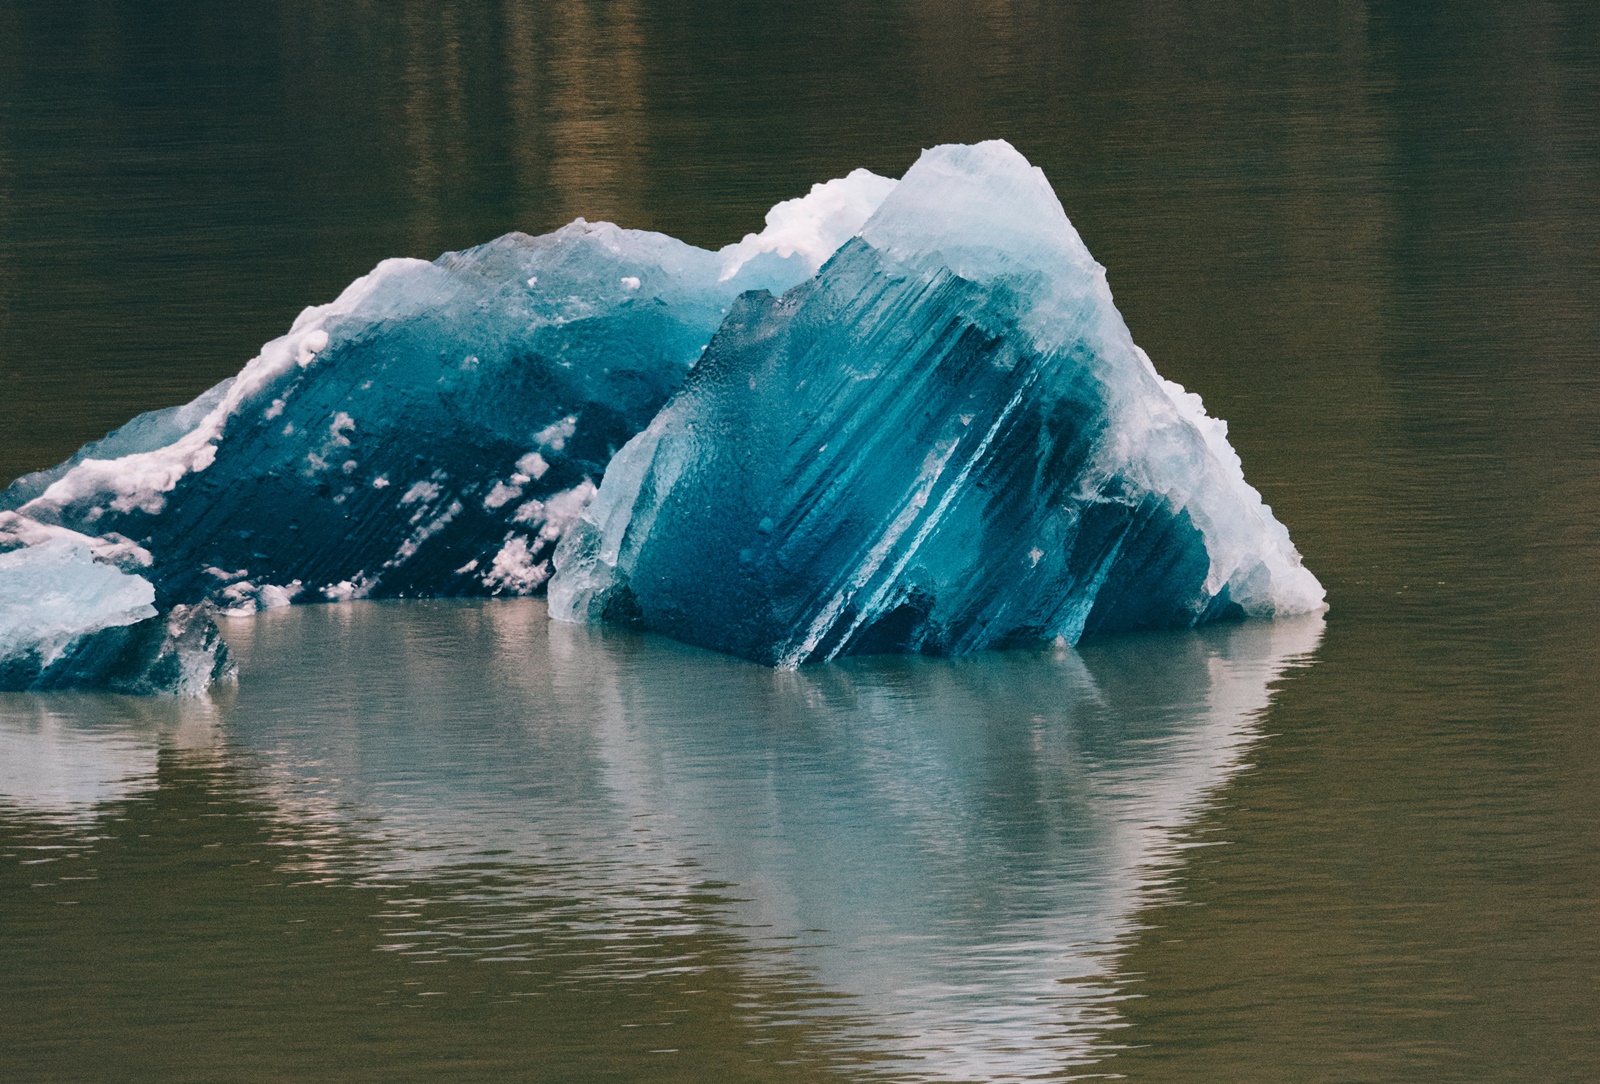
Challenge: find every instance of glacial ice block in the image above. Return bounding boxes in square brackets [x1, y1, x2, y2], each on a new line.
[0, 537, 233, 694]
[2, 170, 896, 611]
[550, 141, 1325, 665]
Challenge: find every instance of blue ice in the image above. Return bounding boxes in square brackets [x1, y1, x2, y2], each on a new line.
[0, 535, 231, 693]
[550, 142, 1324, 665]
[2, 170, 893, 615]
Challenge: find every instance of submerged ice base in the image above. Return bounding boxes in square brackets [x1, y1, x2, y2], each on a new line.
[551, 142, 1323, 665]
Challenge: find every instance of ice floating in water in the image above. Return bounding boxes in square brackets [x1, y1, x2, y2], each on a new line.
[0, 536, 232, 694]
[551, 141, 1324, 664]
[3, 140, 1321, 679]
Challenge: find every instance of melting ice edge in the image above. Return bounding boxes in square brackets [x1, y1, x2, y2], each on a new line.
[0, 141, 1325, 693]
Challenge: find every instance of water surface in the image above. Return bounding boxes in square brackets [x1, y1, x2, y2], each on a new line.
[2, 1, 1598, 1080]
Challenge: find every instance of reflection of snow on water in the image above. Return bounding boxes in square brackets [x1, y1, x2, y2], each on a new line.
[2, 601, 1321, 1079]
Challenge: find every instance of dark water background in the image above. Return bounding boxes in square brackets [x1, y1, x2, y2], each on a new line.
[2, 1, 1598, 1080]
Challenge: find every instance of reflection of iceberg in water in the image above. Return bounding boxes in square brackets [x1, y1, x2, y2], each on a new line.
[574, 615, 1324, 1075]
[208, 601, 1320, 1079]
[0, 694, 220, 821]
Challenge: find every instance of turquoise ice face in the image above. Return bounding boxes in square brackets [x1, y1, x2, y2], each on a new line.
[551, 142, 1323, 665]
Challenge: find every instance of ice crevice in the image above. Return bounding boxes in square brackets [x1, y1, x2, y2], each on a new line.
[1, 140, 1323, 690]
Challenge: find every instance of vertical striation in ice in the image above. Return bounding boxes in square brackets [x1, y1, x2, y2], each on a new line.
[550, 141, 1324, 665]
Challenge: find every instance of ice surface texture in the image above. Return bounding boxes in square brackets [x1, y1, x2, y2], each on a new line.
[550, 142, 1324, 665]
[0, 538, 232, 694]
[2, 171, 893, 613]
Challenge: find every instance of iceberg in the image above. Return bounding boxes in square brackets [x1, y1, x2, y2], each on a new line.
[0, 535, 232, 694]
[550, 141, 1324, 664]
[1, 170, 897, 612]
[3, 141, 1320, 677]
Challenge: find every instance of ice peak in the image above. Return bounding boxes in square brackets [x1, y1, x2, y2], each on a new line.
[860, 140, 1097, 290]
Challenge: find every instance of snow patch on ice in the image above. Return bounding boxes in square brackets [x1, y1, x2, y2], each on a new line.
[483, 481, 525, 510]
[400, 480, 441, 506]
[386, 500, 463, 570]
[296, 329, 330, 367]
[719, 168, 899, 282]
[482, 536, 551, 595]
[533, 416, 577, 453]
[517, 480, 598, 543]
[516, 452, 549, 480]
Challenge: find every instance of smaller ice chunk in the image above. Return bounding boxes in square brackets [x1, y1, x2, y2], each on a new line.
[0, 540, 233, 694]
[0, 540, 155, 661]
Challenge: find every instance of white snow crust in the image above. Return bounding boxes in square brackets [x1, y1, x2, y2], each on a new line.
[718, 168, 898, 282]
